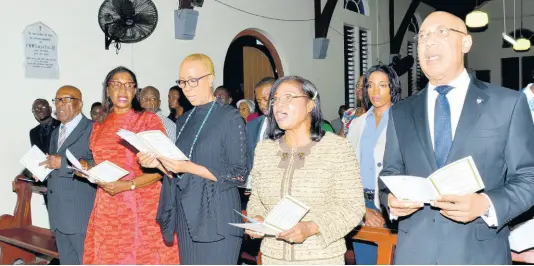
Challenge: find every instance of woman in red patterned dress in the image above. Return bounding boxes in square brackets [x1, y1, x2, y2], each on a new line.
[82, 66, 180, 264]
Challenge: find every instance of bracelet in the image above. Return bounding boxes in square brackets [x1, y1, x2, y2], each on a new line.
[130, 180, 136, 190]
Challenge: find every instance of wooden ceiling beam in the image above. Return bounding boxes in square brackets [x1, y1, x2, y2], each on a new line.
[314, 0, 339, 38]
[390, 0, 422, 55]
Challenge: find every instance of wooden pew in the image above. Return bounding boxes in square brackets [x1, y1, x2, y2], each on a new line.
[0, 175, 58, 264]
[351, 226, 397, 265]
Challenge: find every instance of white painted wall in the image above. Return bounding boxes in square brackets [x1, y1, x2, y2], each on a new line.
[467, 0, 534, 87]
[0, 0, 433, 228]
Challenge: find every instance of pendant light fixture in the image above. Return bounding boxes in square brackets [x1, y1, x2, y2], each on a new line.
[466, 0, 489, 28]
[513, 0, 531, 51]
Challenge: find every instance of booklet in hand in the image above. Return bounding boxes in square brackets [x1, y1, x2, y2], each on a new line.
[65, 149, 128, 184]
[510, 219, 534, 253]
[229, 195, 310, 236]
[19, 145, 52, 181]
[116, 129, 188, 161]
[379, 156, 485, 203]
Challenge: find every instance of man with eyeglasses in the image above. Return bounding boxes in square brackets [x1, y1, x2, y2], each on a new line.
[28, 98, 61, 207]
[30, 99, 60, 155]
[38, 85, 96, 265]
[139, 86, 177, 142]
[378, 11, 534, 264]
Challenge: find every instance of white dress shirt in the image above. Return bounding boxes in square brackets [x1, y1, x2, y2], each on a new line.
[522, 84, 534, 123]
[426, 69, 497, 227]
[58, 113, 83, 149]
[427, 69, 470, 147]
[259, 117, 268, 140]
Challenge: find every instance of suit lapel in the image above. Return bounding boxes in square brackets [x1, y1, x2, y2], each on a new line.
[57, 116, 89, 153]
[411, 87, 438, 171]
[49, 128, 58, 154]
[446, 78, 489, 164]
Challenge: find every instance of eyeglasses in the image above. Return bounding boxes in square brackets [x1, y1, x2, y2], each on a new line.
[414, 26, 467, 43]
[141, 96, 158, 102]
[176, 74, 211, 89]
[269, 94, 309, 106]
[108, 81, 137, 90]
[31, 105, 48, 113]
[52, 97, 81, 104]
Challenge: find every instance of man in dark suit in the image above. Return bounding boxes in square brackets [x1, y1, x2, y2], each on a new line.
[379, 11, 534, 264]
[30, 99, 61, 153]
[244, 77, 276, 191]
[29, 99, 61, 206]
[40, 86, 96, 265]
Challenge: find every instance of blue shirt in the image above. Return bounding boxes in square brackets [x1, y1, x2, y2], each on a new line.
[359, 107, 389, 190]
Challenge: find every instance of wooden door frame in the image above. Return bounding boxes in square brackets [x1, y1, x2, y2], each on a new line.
[232, 29, 285, 77]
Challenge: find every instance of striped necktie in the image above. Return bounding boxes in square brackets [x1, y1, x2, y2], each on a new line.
[57, 125, 67, 150]
[434, 85, 454, 169]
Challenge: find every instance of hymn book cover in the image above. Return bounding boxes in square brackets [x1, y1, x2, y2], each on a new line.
[20, 145, 52, 181]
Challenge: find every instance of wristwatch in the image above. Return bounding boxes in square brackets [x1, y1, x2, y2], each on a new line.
[130, 180, 136, 190]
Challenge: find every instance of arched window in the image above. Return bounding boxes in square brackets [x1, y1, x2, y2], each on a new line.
[344, 0, 366, 15]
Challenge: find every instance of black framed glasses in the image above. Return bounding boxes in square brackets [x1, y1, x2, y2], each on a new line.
[414, 26, 467, 43]
[52, 97, 81, 104]
[176, 74, 211, 89]
[269, 94, 309, 106]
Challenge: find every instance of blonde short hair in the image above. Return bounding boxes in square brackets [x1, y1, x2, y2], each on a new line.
[182, 53, 215, 77]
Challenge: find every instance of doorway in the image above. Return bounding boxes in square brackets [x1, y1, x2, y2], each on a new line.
[223, 29, 284, 105]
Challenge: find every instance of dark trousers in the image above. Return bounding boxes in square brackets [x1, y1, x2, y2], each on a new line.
[54, 230, 86, 265]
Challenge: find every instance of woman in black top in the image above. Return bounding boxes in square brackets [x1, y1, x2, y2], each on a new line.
[139, 53, 249, 265]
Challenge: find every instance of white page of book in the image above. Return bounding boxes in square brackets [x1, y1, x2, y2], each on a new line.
[87, 161, 129, 183]
[233, 209, 260, 223]
[380, 175, 438, 203]
[116, 129, 153, 153]
[20, 145, 52, 181]
[429, 156, 484, 196]
[228, 222, 281, 236]
[137, 130, 189, 161]
[510, 219, 534, 252]
[66, 149, 128, 183]
[264, 195, 310, 231]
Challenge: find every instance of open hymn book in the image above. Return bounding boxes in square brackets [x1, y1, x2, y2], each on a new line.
[65, 149, 128, 184]
[19, 145, 52, 181]
[116, 129, 188, 161]
[229, 195, 310, 236]
[509, 219, 534, 253]
[379, 156, 485, 203]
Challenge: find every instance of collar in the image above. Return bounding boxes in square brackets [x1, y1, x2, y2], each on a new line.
[365, 106, 390, 119]
[61, 113, 83, 129]
[523, 84, 534, 99]
[428, 68, 470, 92]
[277, 137, 317, 169]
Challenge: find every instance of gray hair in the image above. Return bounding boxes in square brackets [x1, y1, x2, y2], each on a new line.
[236, 99, 255, 113]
